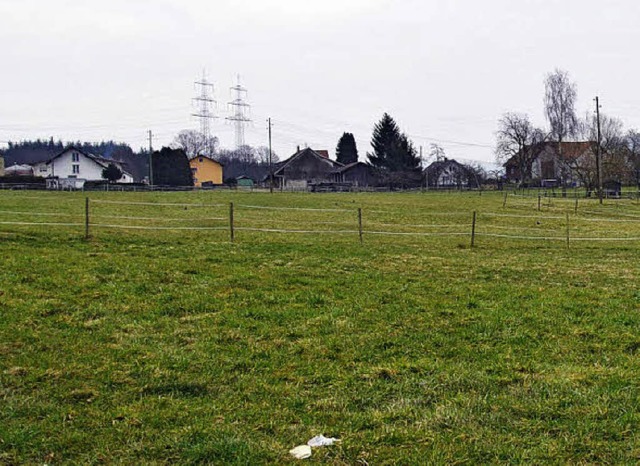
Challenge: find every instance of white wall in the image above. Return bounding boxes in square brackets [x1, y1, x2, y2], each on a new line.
[51, 150, 105, 180]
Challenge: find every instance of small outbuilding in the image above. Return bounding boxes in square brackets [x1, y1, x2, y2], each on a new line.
[236, 175, 255, 188]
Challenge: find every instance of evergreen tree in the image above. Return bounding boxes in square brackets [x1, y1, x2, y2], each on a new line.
[151, 147, 194, 186]
[367, 113, 422, 186]
[335, 132, 359, 165]
[102, 163, 123, 183]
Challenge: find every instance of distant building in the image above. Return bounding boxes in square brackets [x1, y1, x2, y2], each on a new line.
[37, 147, 133, 188]
[333, 162, 378, 187]
[0, 154, 5, 176]
[189, 155, 223, 186]
[504, 141, 595, 186]
[425, 158, 479, 188]
[235, 175, 254, 188]
[271, 148, 343, 189]
[5, 163, 34, 177]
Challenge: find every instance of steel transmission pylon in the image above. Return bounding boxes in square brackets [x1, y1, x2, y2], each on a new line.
[226, 75, 251, 150]
[191, 71, 217, 155]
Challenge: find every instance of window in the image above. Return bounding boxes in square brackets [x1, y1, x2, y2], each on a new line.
[199, 157, 203, 163]
[72, 152, 80, 162]
[72, 164, 80, 174]
[191, 167, 197, 174]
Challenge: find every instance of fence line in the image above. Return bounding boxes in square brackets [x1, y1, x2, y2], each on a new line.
[364, 231, 469, 237]
[91, 199, 227, 208]
[2, 194, 640, 247]
[0, 210, 83, 218]
[481, 212, 565, 220]
[235, 227, 359, 234]
[0, 221, 84, 227]
[477, 232, 566, 241]
[90, 224, 229, 231]
[236, 204, 352, 212]
[91, 214, 227, 222]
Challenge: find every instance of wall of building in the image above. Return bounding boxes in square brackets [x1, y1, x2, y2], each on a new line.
[51, 150, 105, 180]
[190, 157, 223, 186]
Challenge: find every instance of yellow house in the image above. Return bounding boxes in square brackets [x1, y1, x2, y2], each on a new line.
[189, 155, 223, 186]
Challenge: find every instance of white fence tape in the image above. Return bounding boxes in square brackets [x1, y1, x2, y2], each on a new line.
[0, 221, 83, 227]
[0, 210, 82, 218]
[91, 199, 226, 208]
[90, 224, 228, 231]
[91, 214, 226, 222]
[236, 204, 352, 212]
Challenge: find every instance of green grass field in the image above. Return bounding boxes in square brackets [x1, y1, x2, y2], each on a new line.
[1, 190, 640, 464]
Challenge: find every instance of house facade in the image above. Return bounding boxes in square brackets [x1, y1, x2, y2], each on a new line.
[272, 148, 343, 189]
[189, 155, 223, 186]
[34, 147, 133, 187]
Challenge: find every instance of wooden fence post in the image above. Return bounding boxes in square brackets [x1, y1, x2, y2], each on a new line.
[358, 208, 363, 244]
[566, 212, 570, 249]
[538, 194, 541, 211]
[503, 192, 508, 208]
[85, 197, 90, 239]
[471, 211, 477, 249]
[574, 197, 579, 214]
[229, 202, 235, 243]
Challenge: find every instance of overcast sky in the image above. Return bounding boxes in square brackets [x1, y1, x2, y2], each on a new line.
[2, 0, 640, 166]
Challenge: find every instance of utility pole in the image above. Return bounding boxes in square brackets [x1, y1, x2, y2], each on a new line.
[595, 96, 603, 204]
[148, 130, 154, 186]
[268, 118, 274, 193]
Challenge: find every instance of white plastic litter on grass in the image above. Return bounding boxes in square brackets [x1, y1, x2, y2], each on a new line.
[289, 445, 312, 459]
[307, 435, 340, 447]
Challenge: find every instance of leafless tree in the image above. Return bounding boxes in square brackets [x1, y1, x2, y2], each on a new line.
[544, 69, 578, 149]
[567, 113, 628, 189]
[172, 130, 219, 159]
[495, 112, 546, 185]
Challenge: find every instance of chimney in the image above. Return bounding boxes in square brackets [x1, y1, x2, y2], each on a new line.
[297, 145, 300, 152]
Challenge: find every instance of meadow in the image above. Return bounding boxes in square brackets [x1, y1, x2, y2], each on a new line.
[1, 190, 640, 464]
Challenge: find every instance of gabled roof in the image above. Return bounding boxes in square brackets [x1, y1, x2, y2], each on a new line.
[425, 158, 468, 172]
[189, 154, 224, 166]
[333, 161, 371, 174]
[504, 141, 595, 167]
[273, 148, 343, 176]
[46, 147, 132, 176]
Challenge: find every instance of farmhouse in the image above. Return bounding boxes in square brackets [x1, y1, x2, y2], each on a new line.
[504, 141, 595, 186]
[271, 147, 343, 189]
[189, 155, 223, 186]
[425, 158, 479, 188]
[333, 162, 378, 187]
